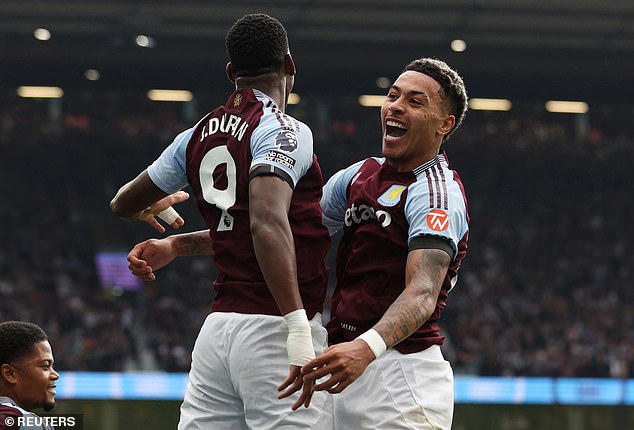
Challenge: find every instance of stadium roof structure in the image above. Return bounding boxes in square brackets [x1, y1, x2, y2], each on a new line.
[1, 0, 632, 102]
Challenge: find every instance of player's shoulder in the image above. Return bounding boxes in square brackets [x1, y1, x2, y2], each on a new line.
[411, 155, 461, 189]
[406, 155, 466, 216]
[260, 108, 308, 137]
[251, 110, 312, 160]
[0, 399, 24, 429]
[405, 156, 468, 241]
[353, 156, 384, 175]
[335, 157, 382, 184]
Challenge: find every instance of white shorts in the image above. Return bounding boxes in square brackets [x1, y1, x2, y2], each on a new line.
[178, 312, 329, 430]
[313, 345, 454, 430]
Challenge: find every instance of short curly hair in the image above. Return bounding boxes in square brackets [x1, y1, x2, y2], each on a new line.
[0, 321, 48, 365]
[226, 13, 289, 78]
[404, 58, 468, 141]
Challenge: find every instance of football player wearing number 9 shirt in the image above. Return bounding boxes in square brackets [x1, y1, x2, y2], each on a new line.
[110, 14, 330, 430]
[301, 58, 470, 430]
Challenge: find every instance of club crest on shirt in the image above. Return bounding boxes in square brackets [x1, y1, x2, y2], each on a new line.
[274, 130, 298, 152]
[233, 93, 242, 107]
[426, 209, 449, 231]
[378, 185, 406, 207]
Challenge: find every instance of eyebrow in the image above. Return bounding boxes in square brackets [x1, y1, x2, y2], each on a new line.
[390, 85, 431, 102]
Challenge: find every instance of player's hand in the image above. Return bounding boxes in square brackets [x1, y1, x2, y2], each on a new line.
[277, 365, 315, 410]
[127, 237, 177, 281]
[137, 191, 189, 233]
[301, 339, 375, 394]
[278, 309, 316, 409]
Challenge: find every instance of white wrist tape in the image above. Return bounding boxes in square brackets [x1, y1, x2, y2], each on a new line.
[358, 329, 387, 359]
[284, 309, 315, 366]
[157, 206, 179, 224]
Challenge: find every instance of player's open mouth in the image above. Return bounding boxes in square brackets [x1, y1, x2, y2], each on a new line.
[385, 119, 407, 138]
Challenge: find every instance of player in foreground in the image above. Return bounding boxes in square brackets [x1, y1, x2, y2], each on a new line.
[299, 58, 470, 430]
[110, 13, 330, 430]
[0, 321, 59, 430]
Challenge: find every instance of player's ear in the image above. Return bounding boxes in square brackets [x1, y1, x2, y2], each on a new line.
[226, 62, 236, 83]
[284, 54, 296, 77]
[0, 363, 17, 384]
[439, 114, 455, 136]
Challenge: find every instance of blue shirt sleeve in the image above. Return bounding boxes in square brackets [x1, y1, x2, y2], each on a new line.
[147, 127, 194, 193]
[321, 159, 366, 236]
[249, 113, 314, 188]
[404, 176, 468, 259]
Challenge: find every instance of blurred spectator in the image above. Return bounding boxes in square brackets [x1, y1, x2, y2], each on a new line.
[0, 91, 632, 376]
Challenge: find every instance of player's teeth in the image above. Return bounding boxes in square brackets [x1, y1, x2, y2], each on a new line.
[386, 120, 406, 129]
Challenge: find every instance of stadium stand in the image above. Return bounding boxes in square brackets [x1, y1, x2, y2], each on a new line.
[0, 91, 632, 378]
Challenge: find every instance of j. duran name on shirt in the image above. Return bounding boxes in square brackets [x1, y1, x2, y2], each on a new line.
[200, 113, 249, 142]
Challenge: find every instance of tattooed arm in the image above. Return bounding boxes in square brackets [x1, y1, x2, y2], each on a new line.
[373, 248, 450, 347]
[127, 230, 213, 281]
[301, 248, 450, 395]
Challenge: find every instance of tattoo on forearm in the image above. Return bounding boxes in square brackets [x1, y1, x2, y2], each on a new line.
[375, 251, 447, 348]
[378, 292, 435, 347]
[175, 232, 214, 256]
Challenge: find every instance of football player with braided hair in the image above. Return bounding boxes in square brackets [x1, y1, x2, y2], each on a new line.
[111, 13, 330, 430]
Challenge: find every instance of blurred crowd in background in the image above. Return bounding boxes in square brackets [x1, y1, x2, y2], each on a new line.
[0, 90, 632, 378]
